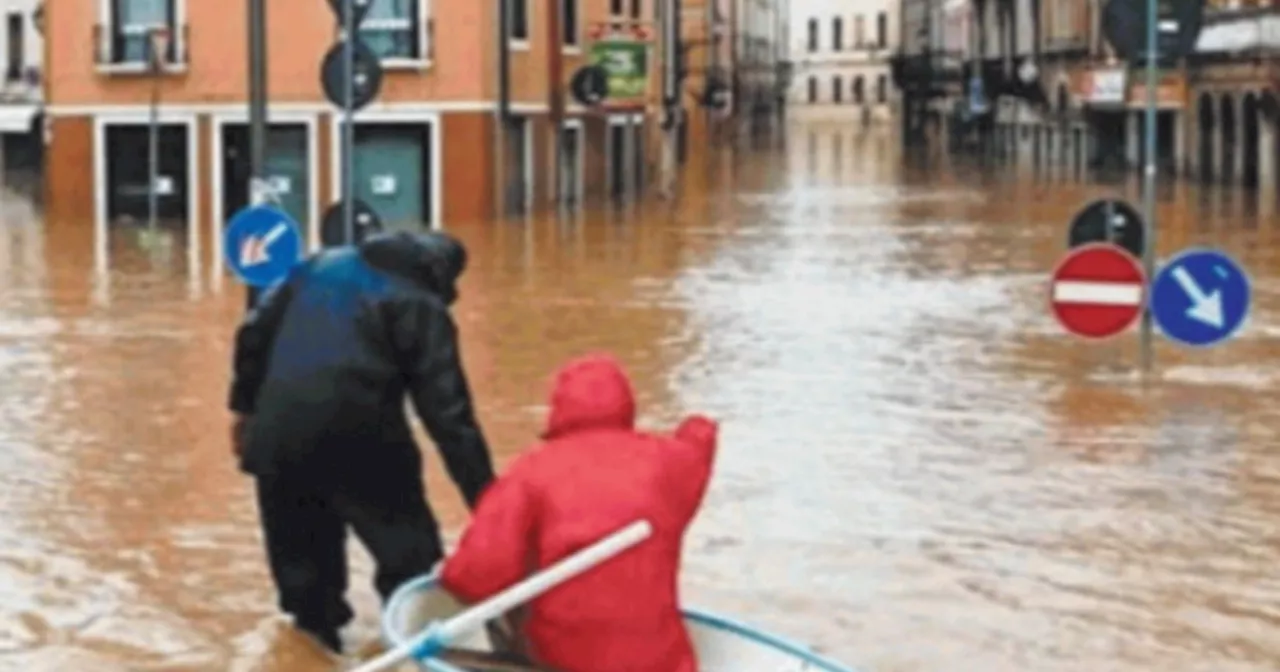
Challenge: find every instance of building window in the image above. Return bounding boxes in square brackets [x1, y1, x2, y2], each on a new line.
[807, 18, 817, 52]
[609, 0, 622, 14]
[876, 74, 887, 103]
[876, 12, 886, 48]
[360, 0, 423, 60]
[5, 12, 22, 81]
[508, 0, 528, 41]
[629, 0, 641, 19]
[105, 0, 177, 64]
[854, 15, 864, 47]
[832, 17, 842, 51]
[832, 76, 842, 103]
[562, 0, 578, 46]
[807, 76, 817, 103]
[853, 76, 864, 104]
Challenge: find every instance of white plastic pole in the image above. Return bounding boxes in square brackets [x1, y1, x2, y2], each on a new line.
[351, 519, 653, 672]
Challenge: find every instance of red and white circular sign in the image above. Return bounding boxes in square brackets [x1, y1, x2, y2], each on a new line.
[1050, 243, 1146, 339]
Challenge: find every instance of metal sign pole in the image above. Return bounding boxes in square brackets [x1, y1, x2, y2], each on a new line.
[1138, 0, 1158, 373]
[659, 0, 678, 198]
[247, 0, 268, 308]
[342, 0, 356, 244]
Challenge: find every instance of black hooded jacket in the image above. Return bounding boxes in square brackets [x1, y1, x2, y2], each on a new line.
[228, 232, 494, 507]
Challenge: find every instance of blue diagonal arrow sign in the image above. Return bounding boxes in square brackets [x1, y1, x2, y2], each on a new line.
[1149, 247, 1250, 348]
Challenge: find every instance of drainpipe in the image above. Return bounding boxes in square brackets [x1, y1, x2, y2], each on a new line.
[548, 0, 563, 202]
[497, 0, 511, 215]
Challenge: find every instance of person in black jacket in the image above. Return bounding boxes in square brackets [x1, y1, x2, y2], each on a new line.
[228, 231, 496, 655]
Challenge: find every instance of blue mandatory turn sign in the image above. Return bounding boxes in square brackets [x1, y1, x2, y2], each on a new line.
[1149, 247, 1251, 348]
[223, 205, 304, 287]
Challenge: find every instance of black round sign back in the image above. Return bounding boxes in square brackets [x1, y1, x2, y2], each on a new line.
[321, 199, 383, 246]
[320, 40, 384, 111]
[1102, 0, 1203, 62]
[326, 0, 374, 28]
[570, 65, 609, 107]
[1067, 198, 1146, 260]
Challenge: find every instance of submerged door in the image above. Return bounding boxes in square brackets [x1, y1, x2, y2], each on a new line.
[559, 124, 582, 204]
[222, 123, 310, 230]
[608, 122, 627, 200]
[629, 119, 645, 195]
[352, 124, 430, 231]
[505, 117, 531, 215]
[105, 123, 188, 222]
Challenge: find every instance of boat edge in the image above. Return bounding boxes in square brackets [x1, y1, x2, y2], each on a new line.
[381, 573, 859, 672]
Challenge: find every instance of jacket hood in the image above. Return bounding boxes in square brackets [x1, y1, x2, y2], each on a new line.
[358, 231, 467, 304]
[542, 354, 636, 439]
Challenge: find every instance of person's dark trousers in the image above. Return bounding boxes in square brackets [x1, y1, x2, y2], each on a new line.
[254, 445, 445, 647]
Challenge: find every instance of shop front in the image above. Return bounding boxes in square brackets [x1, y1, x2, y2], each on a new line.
[1125, 71, 1187, 174]
[1077, 67, 1128, 169]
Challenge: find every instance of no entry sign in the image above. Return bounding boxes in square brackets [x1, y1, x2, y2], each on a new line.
[1050, 243, 1146, 339]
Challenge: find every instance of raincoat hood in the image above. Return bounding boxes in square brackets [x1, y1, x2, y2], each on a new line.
[358, 231, 467, 304]
[542, 354, 637, 439]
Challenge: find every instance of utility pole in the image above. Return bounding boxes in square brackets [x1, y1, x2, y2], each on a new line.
[659, 0, 681, 197]
[246, 0, 268, 308]
[341, 0, 356, 244]
[548, 0, 564, 203]
[496, 0, 512, 214]
[1138, 0, 1157, 372]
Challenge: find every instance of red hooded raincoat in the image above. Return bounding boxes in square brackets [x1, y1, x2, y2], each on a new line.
[440, 354, 717, 672]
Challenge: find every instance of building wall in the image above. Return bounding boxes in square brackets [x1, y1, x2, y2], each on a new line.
[43, 0, 664, 239]
[787, 0, 896, 120]
[46, 0, 493, 107]
[0, 0, 41, 91]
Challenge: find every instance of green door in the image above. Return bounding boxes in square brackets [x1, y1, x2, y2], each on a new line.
[264, 126, 310, 229]
[222, 123, 310, 233]
[352, 125, 428, 232]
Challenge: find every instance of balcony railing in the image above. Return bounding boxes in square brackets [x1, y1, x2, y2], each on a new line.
[93, 23, 189, 74]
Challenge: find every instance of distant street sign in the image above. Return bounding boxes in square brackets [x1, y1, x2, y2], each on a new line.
[570, 65, 609, 107]
[1067, 198, 1146, 260]
[1102, 0, 1203, 62]
[1050, 243, 1146, 339]
[321, 199, 383, 246]
[326, 0, 374, 28]
[224, 205, 304, 287]
[320, 40, 384, 111]
[1149, 247, 1251, 348]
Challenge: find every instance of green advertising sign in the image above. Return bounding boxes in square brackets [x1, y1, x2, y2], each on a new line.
[589, 38, 649, 102]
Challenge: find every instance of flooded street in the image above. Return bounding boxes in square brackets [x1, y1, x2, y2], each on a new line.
[2, 121, 1280, 671]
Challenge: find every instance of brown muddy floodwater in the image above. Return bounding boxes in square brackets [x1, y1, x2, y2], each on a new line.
[2, 122, 1280, 672]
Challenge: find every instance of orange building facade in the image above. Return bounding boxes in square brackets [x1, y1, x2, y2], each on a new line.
[44, 0, 661, 265]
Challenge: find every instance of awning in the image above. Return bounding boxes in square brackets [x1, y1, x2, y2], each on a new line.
[0, 104, 38, 134]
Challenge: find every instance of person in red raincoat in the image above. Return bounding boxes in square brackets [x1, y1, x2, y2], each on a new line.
[440, 354, 718, 672]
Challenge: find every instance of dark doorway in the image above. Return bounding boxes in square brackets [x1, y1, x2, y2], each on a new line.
[1135, 111, 1177, 174]
[1197, 93, 1215, 183]
[1089, 111, 1126, 169]
[1242, 93, 1260, 188]
[608, 121, 627, 200]
[104, 123, 188, 222]
[1220, 94, 1237, 183]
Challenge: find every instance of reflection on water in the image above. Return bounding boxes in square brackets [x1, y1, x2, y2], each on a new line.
[1, 121, 1280, 671]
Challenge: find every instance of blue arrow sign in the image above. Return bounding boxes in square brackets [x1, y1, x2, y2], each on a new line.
[1149, 247, 1251, 348]
[223, 205, 304, 288]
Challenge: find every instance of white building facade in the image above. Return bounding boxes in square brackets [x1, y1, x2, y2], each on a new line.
[0, 0, 42, 168]
[787, 0, 897, 122]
